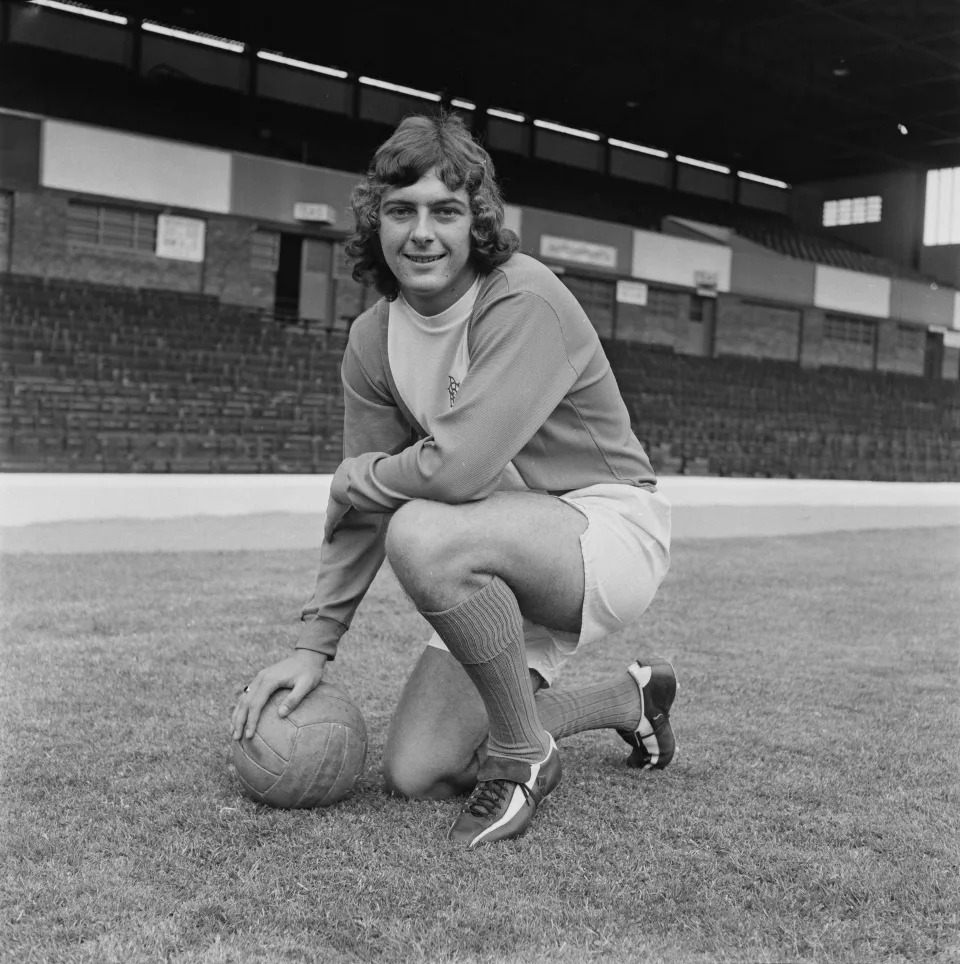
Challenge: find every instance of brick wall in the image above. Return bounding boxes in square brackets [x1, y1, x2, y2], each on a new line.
[677, 308, 709, 356]
[874, 319, 898, 374]
[0, 191, 11, 273]
[718, 305, 936, 376]
[612, 291, 936, 378]
[799, 308, 825, 368]
[715, 296, 801, 361]
[202, 217, 275, 310]
[11, 190, 200, 291]
[8, 189, 280, 310]
[943, 345, 960, 381]
[817, 325, 876, 370]
[5, 184, 954, 385]
[614, 287, 688, 350]
[875, 319, 924, 377]
[894, 343, 925, 377]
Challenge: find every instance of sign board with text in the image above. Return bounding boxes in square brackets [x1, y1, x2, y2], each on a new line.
[155, 214, 205, 263]
[616, 280, 649, 306]
[631, 229, 731, 292]
[294, 202, 337, 224]
[540, 234, 618, 270]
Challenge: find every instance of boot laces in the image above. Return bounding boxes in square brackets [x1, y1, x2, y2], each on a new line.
[465, 779, 529, 818]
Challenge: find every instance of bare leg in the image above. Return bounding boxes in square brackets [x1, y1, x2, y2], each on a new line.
[382, 645, 647, 799]
[382, 647, 543, 799]
[385, 491, 587, 771]
[385, 491, 587, 633]
[382, 491, 656, 798]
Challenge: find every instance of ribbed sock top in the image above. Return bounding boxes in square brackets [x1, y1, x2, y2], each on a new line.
[421, 577, 521, 666]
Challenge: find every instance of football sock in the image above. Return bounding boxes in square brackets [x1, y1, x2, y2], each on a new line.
[535, 672, 644, 741]
[421, 576, 551, 767]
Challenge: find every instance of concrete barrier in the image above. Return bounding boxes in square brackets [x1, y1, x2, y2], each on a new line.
[1, 474, 957, 554]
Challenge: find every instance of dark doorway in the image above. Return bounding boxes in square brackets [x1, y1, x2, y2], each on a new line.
[275, 233, 303, 318]
[924, 330, 943, 379]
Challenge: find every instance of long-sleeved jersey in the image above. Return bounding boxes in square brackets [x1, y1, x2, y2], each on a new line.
[296, 253, 657, 658]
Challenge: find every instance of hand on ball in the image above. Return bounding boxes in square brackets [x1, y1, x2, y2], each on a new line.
[232, 650, 328, 741]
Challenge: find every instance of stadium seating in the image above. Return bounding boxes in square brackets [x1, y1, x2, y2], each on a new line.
[0, 274, 347, 473]
[1, 274, 957, 480]
[605, 341, 959, 481]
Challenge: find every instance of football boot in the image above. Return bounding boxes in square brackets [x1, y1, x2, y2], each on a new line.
[449, 736, 561, 848]
[617, 658, 677, 769]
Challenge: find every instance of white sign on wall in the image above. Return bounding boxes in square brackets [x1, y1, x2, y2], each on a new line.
[293, 202, 337, 224]
[42, 120, 231, 213]
[156, 215, 206, 263]
[616, 280, 648, 306]
[540, 234, 618, 269]
[813, 265, 890, 319]
[631, 230, 731, 291]
[694, 269, 719, 297]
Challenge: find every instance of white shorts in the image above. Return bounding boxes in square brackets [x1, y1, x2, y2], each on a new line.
[425, 483, 671, 685]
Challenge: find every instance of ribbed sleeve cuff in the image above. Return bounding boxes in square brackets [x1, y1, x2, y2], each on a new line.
[294, 616, 347, 661]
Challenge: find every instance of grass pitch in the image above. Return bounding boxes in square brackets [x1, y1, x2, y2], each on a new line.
[2, 525, 958, 964]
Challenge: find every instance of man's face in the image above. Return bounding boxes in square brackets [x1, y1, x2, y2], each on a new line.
[378, 169, 477, 316]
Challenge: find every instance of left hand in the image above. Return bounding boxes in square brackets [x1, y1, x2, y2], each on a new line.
[231, 650, 329, 741]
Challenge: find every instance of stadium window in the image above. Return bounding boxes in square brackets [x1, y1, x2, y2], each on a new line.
[689, 296, 708, 323]
[824, 314, 875, 345]
[251, 229, 280, 271]
[822, 195, 882, 227]
[67, 201, 157, 253]
[923, 167, 960, 246]
[647, 287, 683, 321]
[897, 325, 925, 351]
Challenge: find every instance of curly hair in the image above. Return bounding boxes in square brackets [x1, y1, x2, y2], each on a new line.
[344, 112, 519, 299]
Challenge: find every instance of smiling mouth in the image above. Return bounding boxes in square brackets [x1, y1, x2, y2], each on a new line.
[404, 254, 445, 264]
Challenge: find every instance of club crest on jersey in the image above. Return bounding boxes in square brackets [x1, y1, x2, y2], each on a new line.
[448, 375, 461, 407]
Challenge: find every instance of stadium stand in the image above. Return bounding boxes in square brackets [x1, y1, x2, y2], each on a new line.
[0, 42, 939, 289]
[2, 11, 957, 483]
[606, 341, 959, 481]
[0, 274, 347, 474]
[475, 153, 935, 284]
[2, 274, 957, 481]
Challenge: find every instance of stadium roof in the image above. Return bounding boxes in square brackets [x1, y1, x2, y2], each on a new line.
[92, 0, 960, 185]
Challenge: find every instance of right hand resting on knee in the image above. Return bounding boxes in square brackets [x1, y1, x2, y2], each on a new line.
[231, 650, 328, 741]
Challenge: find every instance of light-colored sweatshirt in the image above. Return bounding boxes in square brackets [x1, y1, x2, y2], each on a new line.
[296, 253, 657, 658]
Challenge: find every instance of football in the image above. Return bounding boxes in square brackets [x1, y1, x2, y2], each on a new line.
[231, 681, 367, 809]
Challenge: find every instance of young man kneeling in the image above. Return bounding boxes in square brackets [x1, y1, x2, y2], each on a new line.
[233, 113, 677, 848]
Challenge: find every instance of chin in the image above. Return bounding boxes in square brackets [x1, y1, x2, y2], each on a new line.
[406, 277, 445, 293]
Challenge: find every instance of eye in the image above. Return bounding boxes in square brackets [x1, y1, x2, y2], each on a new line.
[435, 208, 460, 219]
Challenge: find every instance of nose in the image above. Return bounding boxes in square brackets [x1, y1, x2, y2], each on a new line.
[410, 210, 435, 245]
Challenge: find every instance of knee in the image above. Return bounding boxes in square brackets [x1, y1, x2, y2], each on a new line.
[385, 500, 467, 590]
[382, 744, 479, 801]
[386, 500, 446, 566]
